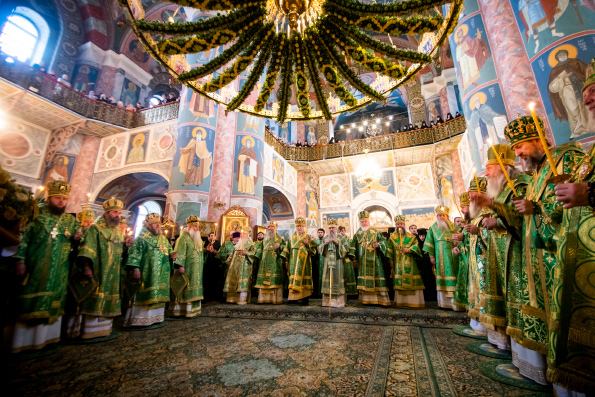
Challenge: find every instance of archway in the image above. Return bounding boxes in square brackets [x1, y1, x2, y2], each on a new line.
[364, 205, 393, 234]
[262, 186, 294, 225]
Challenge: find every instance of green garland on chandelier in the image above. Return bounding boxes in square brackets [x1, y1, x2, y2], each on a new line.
[120, 0, 462, 121]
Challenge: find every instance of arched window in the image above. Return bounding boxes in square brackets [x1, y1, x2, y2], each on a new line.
[368, 210, 392, 228]
[135, 200, 162, 237]
[0, 7, 50, 65]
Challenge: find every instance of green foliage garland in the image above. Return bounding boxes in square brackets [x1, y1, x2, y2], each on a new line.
[204, 24, 274, 93]
[326, 9, 444, 36]
[308, 28, 384, 101]
[303, 40, 331, 120]
[135, 7, 265, 36]
[254, 35, 287, 112]
[177, 23, 264, 82]
[158, 29, 237, 55]
[327, 20, 432, 64]
[0, 166, 38, 230]
[324, 0, 450, 17]
[293, 34, 311, 118]
[277, 37, 294, 123]
[161, 0, 266, 11]
[308, 32, 358, 108]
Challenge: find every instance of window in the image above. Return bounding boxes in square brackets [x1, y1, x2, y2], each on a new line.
[368, 210, 392, 228]
[135, 200, 162, 237]
[0, 8, 50, 65]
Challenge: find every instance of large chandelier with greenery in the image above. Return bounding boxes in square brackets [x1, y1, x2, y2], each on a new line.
[118, 0, 462, 122]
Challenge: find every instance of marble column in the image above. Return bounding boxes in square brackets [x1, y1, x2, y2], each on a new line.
[67, 135, 101, 213]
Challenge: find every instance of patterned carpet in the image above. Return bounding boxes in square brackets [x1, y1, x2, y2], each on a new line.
[3, 307, 548, 396]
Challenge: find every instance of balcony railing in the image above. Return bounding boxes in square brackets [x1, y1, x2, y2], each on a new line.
[0, 58, 180, 129]
[265, 117, 467, 162]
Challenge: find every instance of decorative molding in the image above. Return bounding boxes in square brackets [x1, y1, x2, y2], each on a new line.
[44, 121, 86, 167]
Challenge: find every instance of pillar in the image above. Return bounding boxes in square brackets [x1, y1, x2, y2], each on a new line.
[67, 135, 101, 213]
[450, 0, 595, 174]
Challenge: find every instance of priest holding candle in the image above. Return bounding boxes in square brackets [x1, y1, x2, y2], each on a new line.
[499, 113, 583, 385]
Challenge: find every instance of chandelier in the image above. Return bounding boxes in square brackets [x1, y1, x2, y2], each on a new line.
[356, 149, 380, 185]
[118, 0, 462, 122]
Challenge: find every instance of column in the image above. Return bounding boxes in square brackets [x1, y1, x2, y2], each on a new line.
[67, 135, 101, 213]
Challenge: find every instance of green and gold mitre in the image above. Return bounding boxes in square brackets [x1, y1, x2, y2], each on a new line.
[103, 197, 123, 211]
[460, 192, 470, 207]
[77, 209, 95, 223]
[186, 215, 200, 225]
[486, 143, 516, 167]
[358, 210, 370, 220]
[327, 218, 338, 226]
[394, 215, 406, 223]
[469, 177, 487, 193]
[504, 115, 543, 148]
[144, 213, 161, 225]
[46, 180, 71, 197]
[583, 56, 595, 92]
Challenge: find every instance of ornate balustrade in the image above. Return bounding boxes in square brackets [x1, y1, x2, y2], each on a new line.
[0, 58, 180, 128]
[265, 117, 467, 162]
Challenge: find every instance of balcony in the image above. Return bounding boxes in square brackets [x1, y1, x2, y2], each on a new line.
[265, 117, 467, 162]
[0, 57, 179, 130]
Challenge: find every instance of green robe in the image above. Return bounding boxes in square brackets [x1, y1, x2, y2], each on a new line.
[341, 235, 358, 295]
[281, 233, 317, 298]
[484, 175, 530, 333]
[320, 236, 350, 295]
[423, 221, 458, 293]
[350, 228, 388, 292]
[125, 228, 172, 306]
[468, 209, 490, 321]
[254, 234, 285, 289]
[519, 143, 583, 354]
[386, 231, 423, 290]
[173, 231, 204, 302]
[315, 237, 325, 290]
[547, 144, 595, 393]
[77, 216, 124, 317]
[223, 239, 256, 293]
[14, 206, 79, 323]
[454, 231, 470, 308]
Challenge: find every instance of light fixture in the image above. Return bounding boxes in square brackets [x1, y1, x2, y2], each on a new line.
[352, 123, 356, 128]
[340, 125, 344, 129]
[347, 128, 351, 133]
[376, 118, 380, 123]
[358, 127, 363, 132]
[389, 115, 393, 120]
[363, 121, 368, 126]
[385, 122, 390, 126]
[356, 149, 380, 185]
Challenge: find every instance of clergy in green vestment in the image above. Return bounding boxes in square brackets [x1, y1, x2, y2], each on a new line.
[339, 226, 358, 296]
[169, 215, 204, 317]
[76, 198, 125, 339]
[320, 219, 350, 308]
[217, 231, 235, 281]
[124, 213, 174, 327]
[466, 177, 491, 335]
[223, 227, 256, 304]
[423, 206, 460, 310]
[350, 211, 390, 306]
[501, 115, 584, 385]
[452, 192, 470, 310]
[281, 217, 317, 304]
[314, 228, 326, 297]
[9, 180, 81, 353]
[254, 222, 286, 304]
[547, 61, 595, 395]
[477, 144, 531, 351]
[386, 216, 424, 308]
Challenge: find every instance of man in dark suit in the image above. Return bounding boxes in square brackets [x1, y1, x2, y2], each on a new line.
[203, 232, 222, 302]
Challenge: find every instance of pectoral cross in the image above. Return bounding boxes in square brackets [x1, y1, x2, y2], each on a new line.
[51, 227, 58, 239]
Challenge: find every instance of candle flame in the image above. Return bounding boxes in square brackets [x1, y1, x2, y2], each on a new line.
[487, 138, 493, 146]
[528, 102, 535, 111]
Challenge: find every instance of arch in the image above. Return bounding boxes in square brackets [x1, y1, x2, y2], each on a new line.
[0, 7, 50, 65]
[351, 192, 397, 232]
[91, 171, 169, 210]
[263, 186, 295, 222]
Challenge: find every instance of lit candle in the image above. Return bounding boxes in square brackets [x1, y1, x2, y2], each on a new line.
[529, 103, 558, 176]
[472, 167, 480, 191]
[487, 139, 518, 196]
[448, 189, 462, 217]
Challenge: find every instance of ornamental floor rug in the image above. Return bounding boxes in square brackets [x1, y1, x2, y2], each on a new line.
[4, 317, 548, 396]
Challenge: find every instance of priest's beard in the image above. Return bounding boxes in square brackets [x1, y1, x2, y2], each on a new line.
[361, 225, 370, 232]
[436, 220, 449, 232]
[396, 227, 406, 235]
[487, 173, 506, 199]
[327, 230, 338, 241]
[188, 228, 202, 249]
[257, 235, 264, 241]
[148, 225, 162, 236]
[47, 201, 66, 215]
[469, 202, 481, 219]
[264, 229, 275, 243]
[521, 152, 543, 172]
[105, 214, 120, 228]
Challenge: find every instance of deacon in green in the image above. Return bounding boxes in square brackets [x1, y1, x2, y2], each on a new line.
[254, 222, 286, 304]
[314, 228, 326, 297]
[340, 225, 358, 296]
[465, 177, 491, 335]
[281, 217, 317, 305]
[76, 198, 125, 339]
[423, 206, 460, 310]
[223, 227, 256, 304]
[9, 180, 81, 353]
[548, 59, 595, 395]
[124, 213, 174, 327]
[350, 211, 390, 306]
[169, 215, 204, 317]
[477, 144, 530, 351]
[386, 215, 424, 308]
[320, 219, 350, 308]
[503, 115, 583, 385]
[217, 230, 236, 280]
[452, 192, 470, 310]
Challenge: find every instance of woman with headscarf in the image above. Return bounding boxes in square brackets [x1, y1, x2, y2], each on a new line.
[445, 113, 453, 121]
